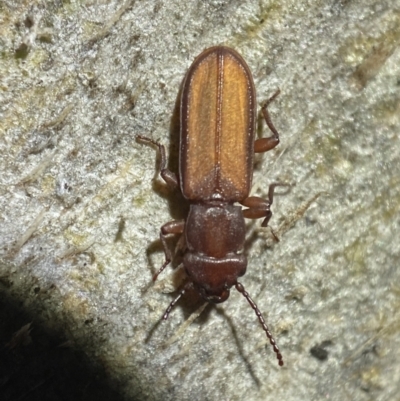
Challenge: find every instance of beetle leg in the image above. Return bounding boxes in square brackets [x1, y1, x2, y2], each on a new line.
[153, 220, 185, 281]
[241, 181, 282, 223]
[254, 89, 280, 153]
[241, 196, 271, 221]
[241, 183, 289, 240]
[136, 135, 179, 188]
[235, 282, 283, 366]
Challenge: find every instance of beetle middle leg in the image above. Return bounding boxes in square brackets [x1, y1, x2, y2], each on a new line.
[241, 183, 288, 240]
[153, 220, 185, 281]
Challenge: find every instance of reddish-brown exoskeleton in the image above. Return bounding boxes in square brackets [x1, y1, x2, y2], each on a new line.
[137, 46, 285, 366]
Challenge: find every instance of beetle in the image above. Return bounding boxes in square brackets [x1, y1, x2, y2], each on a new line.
[137, 46, 285, 366]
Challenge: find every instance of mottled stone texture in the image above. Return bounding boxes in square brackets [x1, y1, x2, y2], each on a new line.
[0, 1, 399, 400]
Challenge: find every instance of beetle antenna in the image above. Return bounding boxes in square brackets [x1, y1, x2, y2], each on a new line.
[235, 282, 284, 366]
[162, 282, 193, 320]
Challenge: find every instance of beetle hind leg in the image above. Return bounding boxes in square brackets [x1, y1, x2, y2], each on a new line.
[254, 89, 281, 154]
[136, 135, 179, 188]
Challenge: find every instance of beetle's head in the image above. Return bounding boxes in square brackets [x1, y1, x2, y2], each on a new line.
[196, 284, 230, 304]
[184, 253, 246, 304]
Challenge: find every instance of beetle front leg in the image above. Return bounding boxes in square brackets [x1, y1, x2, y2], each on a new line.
[136, 135, 179, 188]
[153, 220, 185, 281]
[254, 89, 281, 154]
